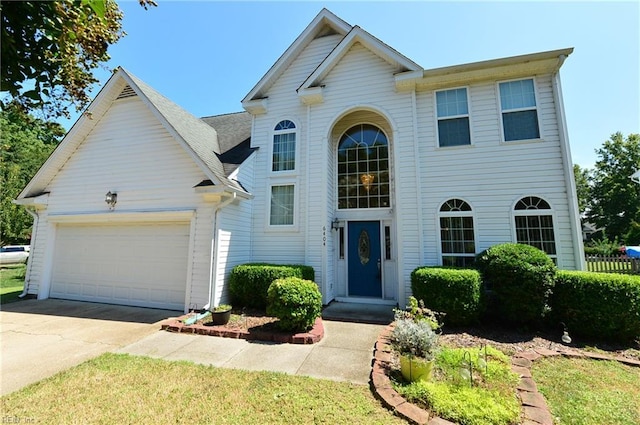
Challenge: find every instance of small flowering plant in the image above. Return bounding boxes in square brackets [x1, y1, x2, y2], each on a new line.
[390, 297, 441, 361]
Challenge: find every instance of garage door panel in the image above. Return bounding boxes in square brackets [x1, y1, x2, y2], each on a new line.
[51, 223, 189, 310]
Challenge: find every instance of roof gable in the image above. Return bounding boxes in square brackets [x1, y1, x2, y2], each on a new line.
[18, 69, 246, 200]
[298, 26, 422, 96]
[241, 8, 351, 107]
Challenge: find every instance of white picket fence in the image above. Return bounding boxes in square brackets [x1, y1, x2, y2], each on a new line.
[585, 255, 640, 274]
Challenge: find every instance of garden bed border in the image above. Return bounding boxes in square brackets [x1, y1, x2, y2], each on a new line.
[371, 323, 640, 425]
[162, 315, 324, 344]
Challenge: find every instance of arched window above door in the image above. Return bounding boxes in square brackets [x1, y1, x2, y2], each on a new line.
[337, 124, 390, 209]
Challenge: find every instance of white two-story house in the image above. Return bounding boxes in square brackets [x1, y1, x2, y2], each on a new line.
[16, 9, 584, 312]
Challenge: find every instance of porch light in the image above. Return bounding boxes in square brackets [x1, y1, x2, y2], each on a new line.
[105, 191, 117, 209]
[331, 218, 340, 231]
[360, 173, 375, 193]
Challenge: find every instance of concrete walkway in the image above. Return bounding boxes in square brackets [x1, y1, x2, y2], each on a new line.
[2, 299, 388, 395]
[118, 320, 384, 384]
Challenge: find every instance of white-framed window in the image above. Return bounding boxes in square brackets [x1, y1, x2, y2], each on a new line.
[439, 198, 476, 267]
[269, 184, 295, 226]
[272, 120, 296, 172]
[436, 88, 471, 147]
[337, 124, 390, 209]
[513, 196, 556, 257]
[498, 78, 540, 142]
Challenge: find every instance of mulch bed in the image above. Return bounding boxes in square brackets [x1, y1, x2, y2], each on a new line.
[161, 308, 324, 344]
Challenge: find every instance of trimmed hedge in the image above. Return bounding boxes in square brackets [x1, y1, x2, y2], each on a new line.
[551, 270, 640, 343]
[267, 277, 322, 332]
[229, 264, 315, 309]
[411, 267, 482, 326]
[475, 243, 556, 327]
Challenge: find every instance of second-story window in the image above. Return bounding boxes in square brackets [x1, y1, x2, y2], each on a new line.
[499, 79, 540, 141]
[272, 120, 296, 172]
[436, 88, 470, 147]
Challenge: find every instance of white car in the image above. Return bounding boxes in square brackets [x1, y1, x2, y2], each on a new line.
[0, 245, 30, 265]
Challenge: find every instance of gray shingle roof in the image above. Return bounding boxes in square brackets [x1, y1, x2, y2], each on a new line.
[201, 112, 255, 175]
[123, 69, 246, 191]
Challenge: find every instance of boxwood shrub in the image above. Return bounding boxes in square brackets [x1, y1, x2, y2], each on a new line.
[411, 267, 482, 326]
[551, 270, 640, 343]
[475, 243, 556, 327]
[229, 264, 315, 309]
[267, 277, 322, 332]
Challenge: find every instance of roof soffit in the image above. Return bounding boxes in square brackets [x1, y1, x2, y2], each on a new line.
[241, 8, 351, 107]
[395, 48, 574, 91]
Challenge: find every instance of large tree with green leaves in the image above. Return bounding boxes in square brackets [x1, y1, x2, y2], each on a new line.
[1, 0, 155, 118]
[587, 132, 640, 243]
[0, 104, 64, 244]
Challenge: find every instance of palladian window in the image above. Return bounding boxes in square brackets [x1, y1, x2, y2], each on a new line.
[514, 196, 556, 257]
[337, 124, 390, 209]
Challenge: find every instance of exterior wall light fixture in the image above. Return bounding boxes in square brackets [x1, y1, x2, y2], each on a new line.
[105, 191, 117, 210]
[331, 218, 340, 231]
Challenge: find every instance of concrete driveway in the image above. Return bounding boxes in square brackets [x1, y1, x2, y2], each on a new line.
[1, 299, 178, 396]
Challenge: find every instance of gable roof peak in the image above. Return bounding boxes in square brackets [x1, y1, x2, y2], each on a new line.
[242, 8, 352, 106]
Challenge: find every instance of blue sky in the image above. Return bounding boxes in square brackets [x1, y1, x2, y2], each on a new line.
[62, 1, 639, 169]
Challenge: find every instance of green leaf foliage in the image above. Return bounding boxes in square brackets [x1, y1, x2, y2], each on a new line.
[1, 104, 63, 244]
[551, 270, 640, 343]
[411, 267, 481, 326]
[587, 132, 640, 244]
[1, 1, 128, 118]
[266, 277, 322, 332]
[229, 263, 315, 309]
[475, 243, 556, 327]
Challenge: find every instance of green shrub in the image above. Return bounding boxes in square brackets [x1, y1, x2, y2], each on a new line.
[475, 243, 556, 327]
[267, 277, 322, 332]
[229, 264, 315, 309]
[551, 270, 640, 343]
[411, 267, 481, 326]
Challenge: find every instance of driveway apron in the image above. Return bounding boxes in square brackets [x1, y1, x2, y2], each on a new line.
[1, 299, 178, 396]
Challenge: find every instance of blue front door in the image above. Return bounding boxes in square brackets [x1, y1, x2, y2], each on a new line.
[348, 221, 382, 297]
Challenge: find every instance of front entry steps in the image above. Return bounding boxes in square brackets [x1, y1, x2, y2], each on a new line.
[322, 301, 395, 325]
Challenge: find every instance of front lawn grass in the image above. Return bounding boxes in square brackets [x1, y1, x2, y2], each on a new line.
[0, 353, 405, 424]
[532, 356, 640, 425]
[394, 346, 521, 425]
[0, 264, 25, 304]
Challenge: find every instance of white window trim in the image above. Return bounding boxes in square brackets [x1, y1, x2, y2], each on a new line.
[434, 86, 474, 149]
[511, 196, 559, 261]
[266, 181, 299, 232]
[497, 77, 544, 144]
[270, 119, 299, 175]
[436, 198, 478, 266]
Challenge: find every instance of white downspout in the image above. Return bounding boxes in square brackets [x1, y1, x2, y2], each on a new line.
[20, 208, 39, 298]
[204, 192, 237, 310]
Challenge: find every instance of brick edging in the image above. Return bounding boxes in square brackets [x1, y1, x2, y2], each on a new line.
[161, 316, 324, 344]
[370, 324, 640, 425]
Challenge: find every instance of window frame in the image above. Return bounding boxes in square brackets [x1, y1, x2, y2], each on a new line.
[437, 198, 478, 267]
[336, 123, 392, 210]
[267, 182, 298, 231]
[497, 78, 542, 143]
[511, 196, 558, 260]
[434, 86, 473, 148]
[271, 119, 298, 174]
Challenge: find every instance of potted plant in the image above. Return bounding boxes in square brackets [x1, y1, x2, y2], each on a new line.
[390, 301, 440, 382]
[211, 304, 232, 325]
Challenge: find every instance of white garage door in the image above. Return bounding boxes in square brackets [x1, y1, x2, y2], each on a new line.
[51, 222, 189, 310]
